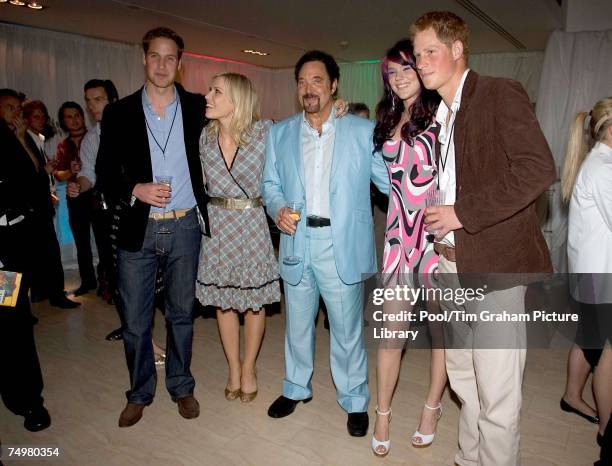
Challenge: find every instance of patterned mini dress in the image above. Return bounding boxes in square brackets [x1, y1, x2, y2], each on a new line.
[196, 120, 280, 312]
[381, 125, 439, 289]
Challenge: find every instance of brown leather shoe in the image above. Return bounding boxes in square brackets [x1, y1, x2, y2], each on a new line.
[177, 395, 200, 419]
[118, 402, 145, 427]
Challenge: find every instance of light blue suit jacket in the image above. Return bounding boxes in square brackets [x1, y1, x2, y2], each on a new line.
[262, 113, 389, 286]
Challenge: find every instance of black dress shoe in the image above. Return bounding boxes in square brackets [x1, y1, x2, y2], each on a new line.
[267, 395, 311, 418]
[347, 412, 369, 437]
[23, 406, 51, 432]
[73, 282, 97, 297]
[560, 398, 599, 424]
[49, 295, 81, 309]
[105, 327, 123, 341]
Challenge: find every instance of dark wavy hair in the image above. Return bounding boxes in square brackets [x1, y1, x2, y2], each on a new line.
[294, 50, 340, 98]
[57, 101, 84, 132]
[373, 39, 439, 152]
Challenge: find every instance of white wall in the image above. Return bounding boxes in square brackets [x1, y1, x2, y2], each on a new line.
[564, 0, 612, 32]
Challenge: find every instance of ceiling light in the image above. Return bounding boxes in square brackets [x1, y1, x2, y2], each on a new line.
[27, 1, 44, 8]
[9, 0, 26, 5]
[242, 49, 269, 56]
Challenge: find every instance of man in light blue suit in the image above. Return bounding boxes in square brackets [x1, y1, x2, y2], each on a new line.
[263, 50, 389, 437]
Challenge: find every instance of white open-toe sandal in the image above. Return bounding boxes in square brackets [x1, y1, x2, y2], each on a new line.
[411, 403, 442, 447]
[372, 407, 392, 457]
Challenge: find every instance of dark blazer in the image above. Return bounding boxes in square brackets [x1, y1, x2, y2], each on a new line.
[0, 120, 53, 221]
[96, 83, 210, 252]
[0, 121, 53, 273]
[451, 71, 555, 274]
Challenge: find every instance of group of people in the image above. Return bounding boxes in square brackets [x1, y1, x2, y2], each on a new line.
[1, 8, 609, 466]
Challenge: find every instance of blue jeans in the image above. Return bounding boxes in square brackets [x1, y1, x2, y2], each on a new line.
[117, 209, 200, 404]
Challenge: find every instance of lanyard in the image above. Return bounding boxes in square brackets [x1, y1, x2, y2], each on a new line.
[145, 100, 179, 157]
[437, 114, 456, 190]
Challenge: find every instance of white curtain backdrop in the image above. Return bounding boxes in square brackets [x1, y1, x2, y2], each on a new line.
[536, 29, 612, 272]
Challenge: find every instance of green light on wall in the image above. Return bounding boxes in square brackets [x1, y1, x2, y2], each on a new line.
[350, 59, 382, 64]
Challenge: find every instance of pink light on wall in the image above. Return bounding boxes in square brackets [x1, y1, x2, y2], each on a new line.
[183, 51, 259, 68]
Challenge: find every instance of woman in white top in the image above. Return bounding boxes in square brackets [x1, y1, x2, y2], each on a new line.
[561, 96, 612, 444]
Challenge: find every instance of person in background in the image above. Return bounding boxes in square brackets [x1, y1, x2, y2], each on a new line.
[54, 101, 97, 297]
[348, 102, 370, 119]
[561, 96, 612, 451]
[67, 79, 124, 342]
[23, 100, 76, 309]
[370, 39, 446, 457]
[68, 80, 118, 301]
[0, 88, 53, 431]
[23, 100, 57, 189]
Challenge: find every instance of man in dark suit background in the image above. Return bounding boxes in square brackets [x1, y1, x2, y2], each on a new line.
[412, 11, 556, 466]
[0, 88, 52, 432]
[96, 27, 210, 428]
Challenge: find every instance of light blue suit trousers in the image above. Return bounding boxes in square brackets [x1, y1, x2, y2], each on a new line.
[282, 226, 368, 412]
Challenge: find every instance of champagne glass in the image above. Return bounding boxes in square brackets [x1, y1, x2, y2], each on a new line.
[155, 175, 173, 234]
[282, 201, 304, 266]
[424, 185, 444, 242]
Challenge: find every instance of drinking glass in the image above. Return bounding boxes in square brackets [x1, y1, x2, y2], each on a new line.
[155, 175, 173, 234]
[282, 201, 304, 266]
[424, 186, 444, 242]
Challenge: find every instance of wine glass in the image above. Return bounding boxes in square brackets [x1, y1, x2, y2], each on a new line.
[424, 185, 444, 242]
[282, 201, 304, 266]
[155, 175, 173, 234]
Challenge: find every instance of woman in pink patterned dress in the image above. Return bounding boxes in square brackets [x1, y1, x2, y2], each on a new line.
[371, 39, 447, 457]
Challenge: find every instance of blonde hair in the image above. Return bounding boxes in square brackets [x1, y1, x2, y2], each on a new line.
[207, 73, 260, 146]
[561, 97, 612, 202]
[410, 11, 469, 62]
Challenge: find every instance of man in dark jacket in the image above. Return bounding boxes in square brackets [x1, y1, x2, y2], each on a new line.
[0, 88, 52, 432]
[96, 27, 210, 428]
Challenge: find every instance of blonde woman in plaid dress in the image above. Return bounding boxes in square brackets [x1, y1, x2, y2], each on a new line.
[196, 73, 280, 402]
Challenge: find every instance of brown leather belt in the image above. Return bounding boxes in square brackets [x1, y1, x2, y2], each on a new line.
[209, 197, 263, 210]
[434, 243, 456, 262]
[149, 208, 190, 220]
